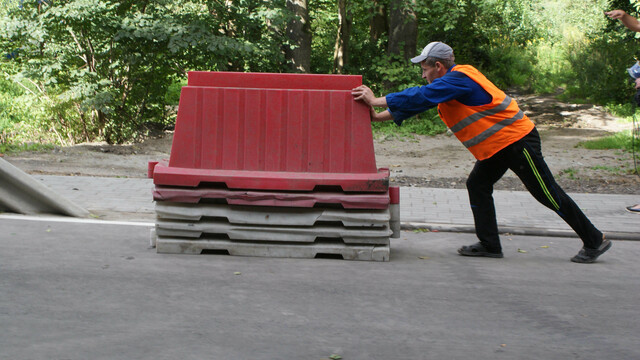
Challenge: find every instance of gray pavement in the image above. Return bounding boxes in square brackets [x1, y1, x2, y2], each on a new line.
[1, 219, 639, 360]
[16, 174, 640, 240]
[2, 175, 640, 359]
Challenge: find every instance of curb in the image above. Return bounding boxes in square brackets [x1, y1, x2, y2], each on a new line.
[401, 222, 640, 241]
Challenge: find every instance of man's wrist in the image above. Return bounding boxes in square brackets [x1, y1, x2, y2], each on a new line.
[370, 96, 388, 108]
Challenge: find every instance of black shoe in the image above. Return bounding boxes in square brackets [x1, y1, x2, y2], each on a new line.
[458, 242, 504, 258]
[626, 204, 640, 213]
[571, 238, 612, 263]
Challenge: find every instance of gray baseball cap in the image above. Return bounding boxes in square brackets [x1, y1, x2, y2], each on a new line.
[410, 42, 454, 64]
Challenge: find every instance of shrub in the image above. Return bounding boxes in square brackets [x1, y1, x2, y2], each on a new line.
[564, 35, 638, 105]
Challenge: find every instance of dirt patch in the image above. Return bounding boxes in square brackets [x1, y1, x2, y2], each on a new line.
[3, 93, 639, 195]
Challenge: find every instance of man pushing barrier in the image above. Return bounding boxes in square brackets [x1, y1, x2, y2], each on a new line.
[352, 41, 611, 263]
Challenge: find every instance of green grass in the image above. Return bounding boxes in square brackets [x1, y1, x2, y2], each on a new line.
[577, 131, 639, 152]
[559, 167, 578, 179]
[590, 165, 626, 175]
[0, 142, 54, 154]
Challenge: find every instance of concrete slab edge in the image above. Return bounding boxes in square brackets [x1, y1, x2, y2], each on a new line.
[401, 222, 640, 241]
[0, 213, 154, 227]
[0, 158, 89, 217]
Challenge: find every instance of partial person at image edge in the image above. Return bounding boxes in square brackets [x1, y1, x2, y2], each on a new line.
[605, 9, 640, 214]
[351, 41, 612, 263]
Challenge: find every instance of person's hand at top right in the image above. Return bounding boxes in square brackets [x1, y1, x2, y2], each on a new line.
[605, 9, 627, 19]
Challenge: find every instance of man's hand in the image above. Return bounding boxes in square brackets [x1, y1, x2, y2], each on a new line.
[351, 85, 375, 104]
[351, 85, 387, 107]
[352, 84, 392, 122]
[634, 77, 640, 89]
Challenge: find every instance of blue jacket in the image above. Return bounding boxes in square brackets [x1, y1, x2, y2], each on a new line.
[386, 65, 492, 126]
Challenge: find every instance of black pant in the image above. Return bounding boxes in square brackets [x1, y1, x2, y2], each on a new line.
[466, 127, 602, 253]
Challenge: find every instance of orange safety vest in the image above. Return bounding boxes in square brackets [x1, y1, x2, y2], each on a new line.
[437, 65, 534, 160]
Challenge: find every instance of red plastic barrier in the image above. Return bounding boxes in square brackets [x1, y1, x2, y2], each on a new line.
[153, 72, 388, 192]
[147, 161, 159, 179]
[187, 71, 362, 90]
[153, 186, 390, 209]
[389, 186, 400, 204]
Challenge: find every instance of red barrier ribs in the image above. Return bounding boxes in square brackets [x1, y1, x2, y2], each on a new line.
[153, 185, 390, 209]
[152, 72, 389, 192]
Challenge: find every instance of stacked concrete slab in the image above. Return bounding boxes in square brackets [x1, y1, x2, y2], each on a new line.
[0, 158, 89, 217]
[150, 71, 399, 261]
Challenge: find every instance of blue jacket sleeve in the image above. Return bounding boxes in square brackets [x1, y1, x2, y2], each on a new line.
[386, 71, 490, 125]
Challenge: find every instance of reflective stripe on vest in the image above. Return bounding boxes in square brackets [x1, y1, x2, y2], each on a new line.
[449, 95, 513, 133]
[461, 107, 525, 148]
[437, 65, 534, 160]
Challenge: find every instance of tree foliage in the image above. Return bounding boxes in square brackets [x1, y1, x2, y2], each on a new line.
[1, 0, 288, 144]
[0, 0, 638, 146]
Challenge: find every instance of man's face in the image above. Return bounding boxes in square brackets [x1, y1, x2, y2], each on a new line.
[421, 62, 441, 84]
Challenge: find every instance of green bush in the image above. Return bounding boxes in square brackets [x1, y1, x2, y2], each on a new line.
[605, 103, 640, 118]
[481, 43, 535, 90]
[371, 108, 446, 138]
[0, 72, 54, 151]
[530, 43, 571, 94]
[165, 77, 187, 106]
[564, 35, 638, 105]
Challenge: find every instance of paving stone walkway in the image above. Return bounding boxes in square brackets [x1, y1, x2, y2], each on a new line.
[29, 175, 640, 240]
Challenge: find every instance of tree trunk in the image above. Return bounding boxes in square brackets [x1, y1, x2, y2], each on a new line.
[369, 0, 387, 44]
[284, 0, 311, 73]
[333, 0, 351, 74]
[387, 0, 417, 62]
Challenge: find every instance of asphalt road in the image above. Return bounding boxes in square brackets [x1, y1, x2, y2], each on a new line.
[1, 217, 638, 360]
